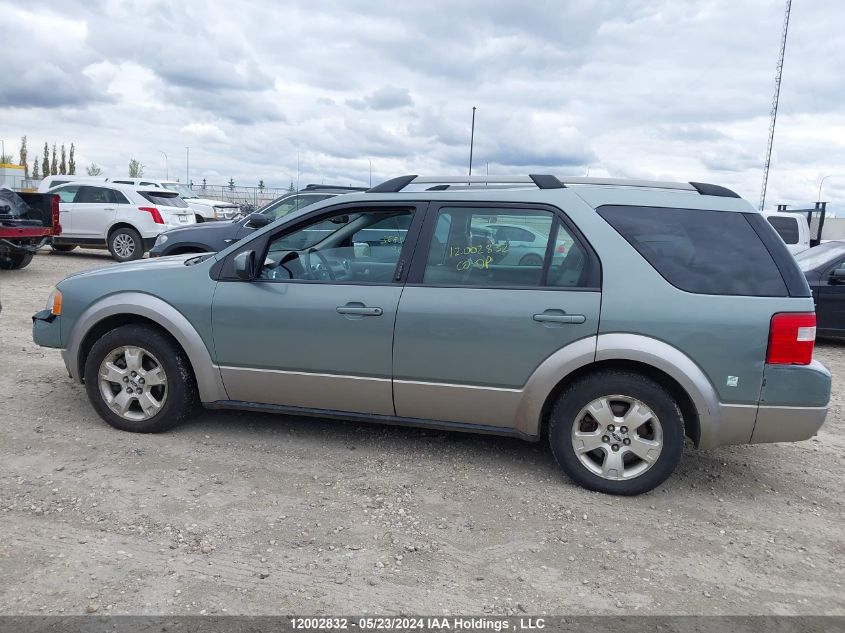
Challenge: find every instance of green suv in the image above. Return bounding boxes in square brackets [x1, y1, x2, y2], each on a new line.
[32, 175, 831, 495]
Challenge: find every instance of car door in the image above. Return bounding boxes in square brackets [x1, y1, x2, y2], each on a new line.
[393, 202, 601, 430]
[50, 185, 81, 237]
[72, 186, 118, 241]
[816, 258, 845, 334]
[211, 201, 426, 415]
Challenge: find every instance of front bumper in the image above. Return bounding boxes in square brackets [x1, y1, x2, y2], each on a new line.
[32, 309, 62, 349]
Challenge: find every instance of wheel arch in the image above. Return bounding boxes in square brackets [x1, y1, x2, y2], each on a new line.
[66, 292, 228, 403]
[520, 334, 722, 448]
[106, 221, 143, 240]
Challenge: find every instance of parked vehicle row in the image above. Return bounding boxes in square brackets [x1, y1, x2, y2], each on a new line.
[32, 174, 830, 496]
[38, 176, 240, 222]
[45, 182, 195, 261]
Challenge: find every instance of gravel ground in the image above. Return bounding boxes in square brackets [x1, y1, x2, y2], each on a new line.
[0, 249, 843, 616]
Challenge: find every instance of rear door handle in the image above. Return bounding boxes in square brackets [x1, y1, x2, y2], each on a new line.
[337, 304, 383, 317]
[533, 310, 586, 324]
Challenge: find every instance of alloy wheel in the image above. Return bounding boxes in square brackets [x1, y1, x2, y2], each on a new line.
[98, 346, 168, 421]
[570, 394, 663, 480]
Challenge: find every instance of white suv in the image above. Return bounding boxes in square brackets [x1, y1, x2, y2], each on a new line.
[48, 182, 196, 261]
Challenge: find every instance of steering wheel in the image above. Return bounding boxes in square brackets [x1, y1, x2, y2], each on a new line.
[302, 248, 336, 281]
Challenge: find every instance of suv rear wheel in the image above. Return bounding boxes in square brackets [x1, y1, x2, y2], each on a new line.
[108, 227, 144, 262]
[549, 370, 684, 495]
[84, 325, 197, 432]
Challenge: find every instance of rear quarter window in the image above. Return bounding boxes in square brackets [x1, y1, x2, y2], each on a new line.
[766, 216, 799, 244]
[597, 205, 788, 297]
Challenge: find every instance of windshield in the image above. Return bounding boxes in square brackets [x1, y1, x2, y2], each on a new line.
[795, 242, 845, 271]
[139, 191, 189, 208]
[161, 183, 196, 198]
[260, 194, 334, 221]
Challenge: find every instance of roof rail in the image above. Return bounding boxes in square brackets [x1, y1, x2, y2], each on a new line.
[366, 175, 740, 198]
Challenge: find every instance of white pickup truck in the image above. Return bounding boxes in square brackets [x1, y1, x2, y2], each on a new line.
[763, 211, 810, 255]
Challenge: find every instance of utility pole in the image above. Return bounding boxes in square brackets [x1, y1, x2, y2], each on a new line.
[759, 0, 792, 211]
[468, 106, 477, 176]
[185, 147, 190, 185]
[160, 151, 168, 180]
[369, 159, 372, 187]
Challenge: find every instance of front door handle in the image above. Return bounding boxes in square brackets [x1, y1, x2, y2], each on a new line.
[533, 309, 586, 324]
[337, 303, 383, 317]
[103, 208, 115, 211]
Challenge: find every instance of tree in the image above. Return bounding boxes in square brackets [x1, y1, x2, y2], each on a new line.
[68, 143, 76, 175]
[32, 156, 40, 180]
[0, 152, 12, 163]
[288, 181, 295, 192]
[50, 144, 58, 175]
[42, 143, 49, 178]
[19, 136, 28, 178]
[59, 144, 67, 175]
[128, 158, 144, 177]
[258, 179, 265, 191]
[86, 163, 102, 176]
[228, 178, 235, 191]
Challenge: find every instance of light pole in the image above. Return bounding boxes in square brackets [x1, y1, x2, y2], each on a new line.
[160, 151, 168, 180]
[818, 175, 833, 203]
[369, 158, 372, 187]
[185, 147, 190, 185]
[468, 106, 477, 176]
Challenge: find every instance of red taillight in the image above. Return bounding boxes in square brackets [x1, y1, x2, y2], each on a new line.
[767, 312, 816, 365]
[556, 244, 567, 253]
[138, 206, 164, 224]
[50, 194, 62, 235]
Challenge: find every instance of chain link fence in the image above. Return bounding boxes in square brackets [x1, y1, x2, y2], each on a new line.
[189, 183, 291, 211]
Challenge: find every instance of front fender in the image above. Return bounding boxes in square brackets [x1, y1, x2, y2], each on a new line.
[64, 292, 228, 403]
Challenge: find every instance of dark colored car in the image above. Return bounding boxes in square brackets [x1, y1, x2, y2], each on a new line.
[797, 241, 845, 337]
[0, 187, 61, 270]
[149, 185, 364, 257]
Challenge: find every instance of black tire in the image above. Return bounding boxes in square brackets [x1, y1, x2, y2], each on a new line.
[0, 251, 34, 270]
[108, 227, 144, 262]
[519, 253, 544, 267]
[548, 370, 684, 495]
[83, 324, 197, 433]
[194, 214, 205, 223]
[51, 244, 77, 252]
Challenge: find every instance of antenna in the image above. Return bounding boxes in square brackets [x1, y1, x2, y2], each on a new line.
[759, 0, 792, 211]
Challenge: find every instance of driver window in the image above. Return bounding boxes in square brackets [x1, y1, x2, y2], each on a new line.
[259, 208, 412, 283]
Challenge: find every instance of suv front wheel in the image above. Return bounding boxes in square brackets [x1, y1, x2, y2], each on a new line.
[84, 324, 197, 432]
[549, 370, 684, 495]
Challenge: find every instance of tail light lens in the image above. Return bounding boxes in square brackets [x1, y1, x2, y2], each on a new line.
[138, 206, 164, 224]
[51, 194, 62, 235]
[767, 312, 816, 365]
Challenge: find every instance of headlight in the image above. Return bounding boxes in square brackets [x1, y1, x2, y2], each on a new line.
[47, 288, 62, 316]
[154, 234, 169, 246]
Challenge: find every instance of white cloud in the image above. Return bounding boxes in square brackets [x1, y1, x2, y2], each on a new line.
[1, 0, 843, 212]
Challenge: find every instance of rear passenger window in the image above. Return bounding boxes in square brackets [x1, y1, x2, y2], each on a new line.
[421, 207, 590, 288]
[598, 205, 787, 297]
[767, 216, 799, 244]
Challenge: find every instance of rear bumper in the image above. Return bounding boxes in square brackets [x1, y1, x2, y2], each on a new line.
[707, 360, 831, 447]
[750, 404, 828, 443]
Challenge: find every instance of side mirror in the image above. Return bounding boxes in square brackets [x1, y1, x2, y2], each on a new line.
[830, 268, 845, 283]
[233, 250, 256, 280]
[246, 213, 270, 229]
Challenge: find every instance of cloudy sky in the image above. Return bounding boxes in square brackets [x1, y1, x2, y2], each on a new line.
[2, 0, 844, 211]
